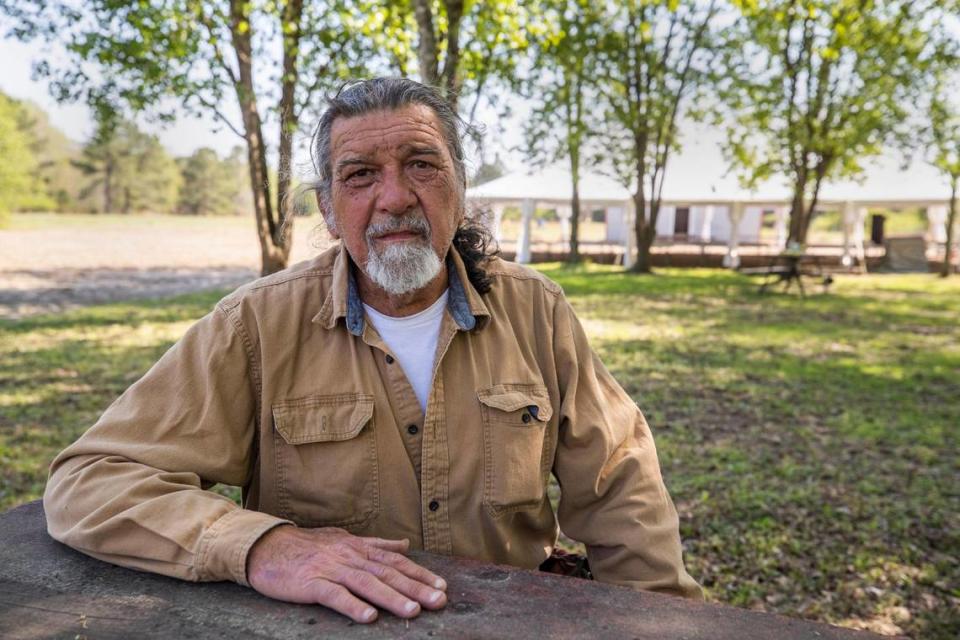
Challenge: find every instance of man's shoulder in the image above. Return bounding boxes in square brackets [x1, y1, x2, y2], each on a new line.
[217, 245, 339, 312]
[483, 256, 564, 298]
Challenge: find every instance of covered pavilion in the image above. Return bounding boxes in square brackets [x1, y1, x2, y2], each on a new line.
[466, 162, 955, 270]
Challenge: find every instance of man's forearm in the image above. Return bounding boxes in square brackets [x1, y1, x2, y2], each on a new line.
[44, 452, 291, 584]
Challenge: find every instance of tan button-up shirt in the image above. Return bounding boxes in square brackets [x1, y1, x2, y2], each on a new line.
[44, 244, 701, 598]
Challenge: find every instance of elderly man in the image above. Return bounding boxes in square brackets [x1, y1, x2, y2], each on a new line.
[44, 78, 700, 624]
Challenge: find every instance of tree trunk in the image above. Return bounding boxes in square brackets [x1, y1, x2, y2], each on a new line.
[787, 179, 808, 245]
[103, 161, 113, 214]
[799, 164, 828, 244]
[941, 176, 958, 278]
[412, 0, 439, 86]
[631, 190, 654, 274]
[567, 153, 581, 264]
[229, 0, 286, 276]
[411, 0, 463, 111]
[273, 0, 303, 270]
[440, 0, 464, 112]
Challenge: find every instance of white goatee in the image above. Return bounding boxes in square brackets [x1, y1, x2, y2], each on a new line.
[363, 213, 443, 296]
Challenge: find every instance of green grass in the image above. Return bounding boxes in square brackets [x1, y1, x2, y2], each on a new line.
[1, 265, 957, 637]
[539, 263, 960, 639]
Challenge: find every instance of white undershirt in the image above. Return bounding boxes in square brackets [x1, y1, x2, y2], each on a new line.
[363, 290, 448, 413]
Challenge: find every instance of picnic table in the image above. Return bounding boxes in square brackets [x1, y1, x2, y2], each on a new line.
[739, 250, 834, 297]
[0, 501, 892, 639]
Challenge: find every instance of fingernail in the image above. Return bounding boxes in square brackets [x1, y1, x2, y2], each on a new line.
[363, 607, 376, 622]
[404, 601, 418, 614]
[434, 578, 447, 590]
[429, 590, 443, 603]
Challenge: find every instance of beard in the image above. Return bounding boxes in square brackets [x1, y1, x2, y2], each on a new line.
[363, 211, 443, 296]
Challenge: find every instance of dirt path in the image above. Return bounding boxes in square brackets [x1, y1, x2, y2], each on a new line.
[0, 218, 333, 320]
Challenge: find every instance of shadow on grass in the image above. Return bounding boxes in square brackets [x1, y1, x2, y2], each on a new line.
[0, 290, 233, 509]
[0, 289, 227, 334]
[541, 265, 959, 638]
[2, 266, 958, 638]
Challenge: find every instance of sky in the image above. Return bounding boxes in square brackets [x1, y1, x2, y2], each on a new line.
[0, 34, 953, 201]
[0, 39, 239, 157]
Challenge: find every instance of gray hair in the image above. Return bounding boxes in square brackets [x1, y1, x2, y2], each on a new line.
[310, 78, 471, 221]
[305, 77, 500, 295]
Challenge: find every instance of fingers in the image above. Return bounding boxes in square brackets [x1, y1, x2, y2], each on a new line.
[356, 559, 447, 611]
[360, 535, 410, 552]
[310, 580, 378, 624]
[367, 546, 447, 591]
[335, 567, 424, 619]
[251, 527, 446, 625]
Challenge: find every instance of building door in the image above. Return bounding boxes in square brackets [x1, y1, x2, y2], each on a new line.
[674, 207, 690, 237]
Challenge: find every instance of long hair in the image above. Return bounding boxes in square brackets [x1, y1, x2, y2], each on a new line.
[453, 215, 500, 295]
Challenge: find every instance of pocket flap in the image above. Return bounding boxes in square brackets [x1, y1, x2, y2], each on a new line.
[477, 384, 553, 422]
[272, 393, 374, 444]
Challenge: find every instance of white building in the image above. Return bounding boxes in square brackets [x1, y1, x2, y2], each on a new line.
[467, 162, 955, 270]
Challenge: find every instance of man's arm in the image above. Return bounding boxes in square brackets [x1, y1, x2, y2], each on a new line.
[44, 303, 287, 584]
[550, 295, 702, 599]
[44, 302, 446, 622]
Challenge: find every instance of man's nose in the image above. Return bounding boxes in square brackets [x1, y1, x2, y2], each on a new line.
[376, 167, 418, 215]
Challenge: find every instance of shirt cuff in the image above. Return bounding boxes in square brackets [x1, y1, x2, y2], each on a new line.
[195, 508, 294, 586]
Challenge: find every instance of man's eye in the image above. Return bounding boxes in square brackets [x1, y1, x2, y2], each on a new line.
[410, 160, 437, 172]
[345, 169, 374, 184]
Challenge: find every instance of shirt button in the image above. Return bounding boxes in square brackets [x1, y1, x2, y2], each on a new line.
[521, 412, 532, 423]
[428, 500, 440, 512]
[407, 424, 419, 435]
[385, 354, 395, 364]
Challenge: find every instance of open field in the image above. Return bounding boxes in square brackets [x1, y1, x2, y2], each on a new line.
[1, 214, 958, 637]
[0, 213, 333, 318]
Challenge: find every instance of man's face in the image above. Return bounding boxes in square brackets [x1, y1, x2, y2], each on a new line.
[325, 104, 463, 296]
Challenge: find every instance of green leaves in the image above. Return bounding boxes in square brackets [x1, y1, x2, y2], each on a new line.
[177, 147, 247, 215]
[0, 94, 47, 220]
[928, 73, 960, 180]
[73, 117, 180, 214]
[718, 0, 955, 242]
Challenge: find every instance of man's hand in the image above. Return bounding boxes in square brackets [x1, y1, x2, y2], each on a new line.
[246, 525, 447, 623]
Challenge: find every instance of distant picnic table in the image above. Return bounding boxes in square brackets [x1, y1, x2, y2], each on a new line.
[739, 250, 834, 297]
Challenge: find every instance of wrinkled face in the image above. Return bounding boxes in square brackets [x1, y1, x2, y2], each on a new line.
[324, 104, 464, 295]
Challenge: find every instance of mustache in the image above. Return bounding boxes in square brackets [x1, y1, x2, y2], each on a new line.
[365, 212, 431, 241]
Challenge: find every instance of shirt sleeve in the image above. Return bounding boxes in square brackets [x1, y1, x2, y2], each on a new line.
[43, 302, 292, 586]
[550, 293, 702, 599]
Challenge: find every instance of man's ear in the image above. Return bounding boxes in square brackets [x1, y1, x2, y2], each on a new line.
[316, 192, 340, 239]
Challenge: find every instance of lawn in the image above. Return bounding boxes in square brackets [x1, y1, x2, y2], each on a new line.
[1, 266, 957, 638]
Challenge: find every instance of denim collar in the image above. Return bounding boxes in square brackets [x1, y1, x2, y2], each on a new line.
[318, 244, 490, 336]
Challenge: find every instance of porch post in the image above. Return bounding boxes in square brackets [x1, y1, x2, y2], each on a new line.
[928, 204, 948, 244]
[623, 199, 637, 269]
[841, 201, 856, 268]
[517, 198, 535, 264]
[491, 203, 505, 244]
[723, 202, 743, 269]
[774, 205, 789, 249]
[700, 205, 715, 243]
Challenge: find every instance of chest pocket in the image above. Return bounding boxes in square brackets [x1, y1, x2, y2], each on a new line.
[478, 383, 554, 516]
[272, 393, 379, 529]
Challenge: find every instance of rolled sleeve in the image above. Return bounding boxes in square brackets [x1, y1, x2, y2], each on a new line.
[550, 295, 702, 599]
